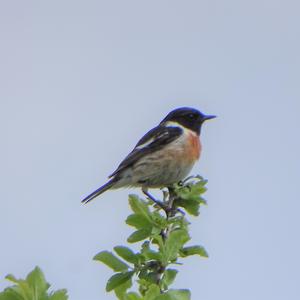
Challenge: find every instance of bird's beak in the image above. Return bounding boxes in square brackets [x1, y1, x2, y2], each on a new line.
[203, 114, 217, 121]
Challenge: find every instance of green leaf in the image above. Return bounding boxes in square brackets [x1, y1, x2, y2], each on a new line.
[162, 230, 190, 264]
[180, 245, 208, 258]
[151, 212, 168, 229]
[114, 277, 132, 300]
[175, 179, 208, 207]
[94, 251, 129, 271]
[128, 195, 152, 222]
[155, 289, 191, 300]
[167, 289, 191, 300]
[175, 199, 200, 216]
[152, 234, 164, 249]
[0, 277, 26, 300]
[191, 181, 207, 194]
[141, 243, 162, 261]
[174, 180, 209, 216]
[138, 271, 158, 285]
[0, 288, 20, 300]
[106, 272, 134, 292]
[49, 289, 68, 300]
[0, 289, 23, 300]
[26, 266, 50, 296]
[127, 228, 152, 243]
[9, 280, 32, 300]
[151, 226, 162, 235]
[144, 284, 160, 300]
[114, 246, 138, 264]
[0, 268, 68, 300]
[161, 269, 178, 287]
[126, 214, 152, 229]
[5, 275, 19, 284]
[125, 292, 142, 300]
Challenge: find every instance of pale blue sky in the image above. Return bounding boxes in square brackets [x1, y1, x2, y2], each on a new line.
[1, 1, 300, 299]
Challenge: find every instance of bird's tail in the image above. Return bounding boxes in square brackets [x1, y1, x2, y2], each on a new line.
[81, 179, 115, 204]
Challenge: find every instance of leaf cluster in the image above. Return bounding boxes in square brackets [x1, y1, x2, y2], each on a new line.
[0, 267, 68, 300]
[94, 176, 208, 300]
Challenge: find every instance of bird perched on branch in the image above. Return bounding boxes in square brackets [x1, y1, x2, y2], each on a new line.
[82, 107, 215, 204]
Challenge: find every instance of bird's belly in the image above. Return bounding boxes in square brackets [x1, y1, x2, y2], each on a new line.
[131, 157, 194, 187]
[116, 130, 201, 188]
[130, 134, 200, 187]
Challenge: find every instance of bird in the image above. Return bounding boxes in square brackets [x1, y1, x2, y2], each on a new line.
[81, 107, 215, 204]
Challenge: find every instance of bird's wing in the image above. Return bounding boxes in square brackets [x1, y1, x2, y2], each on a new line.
[108, 125, 183, 178]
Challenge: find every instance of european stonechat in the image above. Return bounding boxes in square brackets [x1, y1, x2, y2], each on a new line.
[82, 107, 215, 204]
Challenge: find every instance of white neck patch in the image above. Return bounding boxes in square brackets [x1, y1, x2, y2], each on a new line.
[164, 121, 197, 136]
[164, 121, 185, 129]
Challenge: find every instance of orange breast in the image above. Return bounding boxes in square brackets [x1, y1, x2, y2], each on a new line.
[187, 132, 201, 161]
[163, 130, 201, 165]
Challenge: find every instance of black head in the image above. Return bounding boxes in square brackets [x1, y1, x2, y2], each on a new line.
[160, 107, 216, 135]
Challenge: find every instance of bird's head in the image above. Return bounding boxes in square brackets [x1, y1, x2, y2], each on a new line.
[160, 107, 216, 135]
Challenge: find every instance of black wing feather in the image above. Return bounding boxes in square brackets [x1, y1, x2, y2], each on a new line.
[109, 125, 182, 178]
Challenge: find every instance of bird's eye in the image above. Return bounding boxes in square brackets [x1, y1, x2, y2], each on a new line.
[188, 113, 196, 119]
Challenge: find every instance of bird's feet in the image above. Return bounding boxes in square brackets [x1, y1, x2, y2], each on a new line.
[142, 189, 166, 209]
[142, 188, 185, 217]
